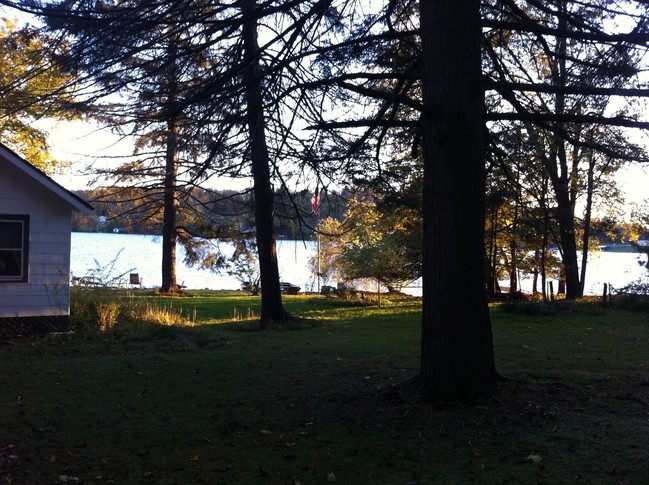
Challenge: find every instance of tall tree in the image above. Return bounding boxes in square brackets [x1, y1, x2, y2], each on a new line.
[416, 0, 497, 400]
[36, 0, 230, 293]
[241, 0, 286, 325]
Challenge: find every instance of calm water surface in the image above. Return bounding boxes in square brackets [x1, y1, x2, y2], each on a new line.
[70, 232, 648, 295]
[71, 232, 317, 291]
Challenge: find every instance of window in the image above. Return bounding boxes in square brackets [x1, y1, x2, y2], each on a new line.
[0, 215, 29, 282]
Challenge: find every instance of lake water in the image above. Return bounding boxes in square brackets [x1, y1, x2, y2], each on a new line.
[70, 232, 318, 291]
[70, 232, 648, 295]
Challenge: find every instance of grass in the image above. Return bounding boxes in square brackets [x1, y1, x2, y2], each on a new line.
[1, 292, 648, 484]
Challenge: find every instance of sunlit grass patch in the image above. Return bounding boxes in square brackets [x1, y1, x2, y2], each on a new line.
[69, 287, 196, 339]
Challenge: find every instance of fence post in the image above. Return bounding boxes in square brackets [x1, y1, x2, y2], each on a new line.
[548, 281, 554, 302]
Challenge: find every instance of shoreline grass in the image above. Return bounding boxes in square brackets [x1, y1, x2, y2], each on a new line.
[1, 292, 648, 484]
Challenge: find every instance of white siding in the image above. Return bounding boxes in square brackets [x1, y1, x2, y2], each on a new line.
[0, 161, 73, 317]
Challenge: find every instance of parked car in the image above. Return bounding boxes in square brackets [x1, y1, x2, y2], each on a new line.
[241, 280, 260, 295]
[320, 285, 336, 295]
[280, 282, 301, 295]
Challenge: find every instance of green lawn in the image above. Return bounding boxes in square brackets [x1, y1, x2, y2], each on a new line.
[1, 292, 648, 484]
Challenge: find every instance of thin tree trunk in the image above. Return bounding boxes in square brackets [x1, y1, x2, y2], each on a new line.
[417, 0, 497, 402]
[579, 148, 596, 295]
[540, 174, 549, 301]
[552, 0, 582, 298]
[509, 192, 519, 294]
[241, 0, 286, 327]
[486, 207, 498, 296]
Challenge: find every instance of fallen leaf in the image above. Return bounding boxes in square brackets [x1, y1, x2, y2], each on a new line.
[327, 471, 336, 481]
[58, 475, 80, 483]
[260, 429, 273, 435]
[527, 454, 542, 463]
[189, 454, 200, 462]
[50, 454, 57, 464]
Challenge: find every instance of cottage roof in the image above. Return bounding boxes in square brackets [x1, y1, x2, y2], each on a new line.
[0, 143, 94, 215]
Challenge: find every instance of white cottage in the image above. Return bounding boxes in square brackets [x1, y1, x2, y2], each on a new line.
[0, 143, 93, 336]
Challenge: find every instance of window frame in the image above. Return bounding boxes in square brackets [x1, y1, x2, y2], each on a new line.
[0, 215, 30, 283]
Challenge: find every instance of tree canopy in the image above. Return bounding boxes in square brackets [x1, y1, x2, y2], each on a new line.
[0, 17, 77, 173]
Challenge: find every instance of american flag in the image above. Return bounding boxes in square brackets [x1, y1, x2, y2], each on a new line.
[311, 189, 320, 215]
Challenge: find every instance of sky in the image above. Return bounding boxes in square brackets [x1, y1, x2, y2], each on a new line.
[47, 119, 256, 192]
[49, 118, 649, 220]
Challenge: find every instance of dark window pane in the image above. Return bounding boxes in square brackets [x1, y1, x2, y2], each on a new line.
[0, 221, 22, 248]
[0, 250, 21, 276]
[0, 217, 28, 281]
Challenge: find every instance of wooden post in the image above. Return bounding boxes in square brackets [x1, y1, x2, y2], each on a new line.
[601, 283, 608, 307]
[548, 281, 555, 302]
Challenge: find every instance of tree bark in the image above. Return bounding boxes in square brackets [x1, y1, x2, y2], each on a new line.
[161, 116, 179, 293]
[161, 41, 180, 294]
[417, 0, 497, 402]
[241, 0, 286, 327]
[579, 148, 596, 295]
[549, 0, 582, 299]
[509, 185, 519, 294]
[486, 207, 498, 297]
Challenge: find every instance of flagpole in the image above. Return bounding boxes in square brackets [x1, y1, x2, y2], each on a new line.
[317, 213, 321, 294]
[312, 188, 321, 294]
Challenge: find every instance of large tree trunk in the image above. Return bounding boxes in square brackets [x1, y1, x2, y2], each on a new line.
[161, 116, 179, 293]
[555, 189, 581, 297]
[161, 41, 180, 294]
[417, 0, 497, 402]
[242, 0, 286, 327]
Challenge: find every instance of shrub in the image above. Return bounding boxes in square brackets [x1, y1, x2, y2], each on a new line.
[611, 278, 649, 312]
[95, 301, 120, 331]
[498, 298, 606, 316]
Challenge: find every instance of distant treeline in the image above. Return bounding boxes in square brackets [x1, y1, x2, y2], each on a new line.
[72, 186, 348, 240]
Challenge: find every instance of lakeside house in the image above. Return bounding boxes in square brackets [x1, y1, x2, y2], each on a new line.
[0, 143, 93, 336]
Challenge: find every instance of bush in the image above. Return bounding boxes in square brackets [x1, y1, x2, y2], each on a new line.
[498, 298, 606, 316]
[615, 278, 649, 296]
[499, 300, 559, 316]
[611, 278, 649, 312]
[611, 294, 649, 312]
